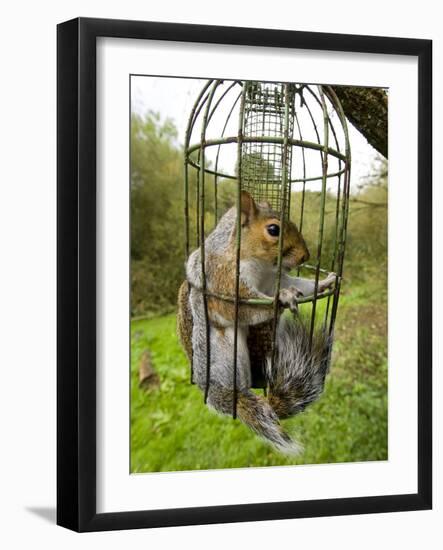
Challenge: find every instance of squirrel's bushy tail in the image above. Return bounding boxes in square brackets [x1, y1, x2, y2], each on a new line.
[206, 383, 302, 455]
[267, 317, 332, 419]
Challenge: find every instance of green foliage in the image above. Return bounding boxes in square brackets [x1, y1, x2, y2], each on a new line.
[345, 174, 388, 292]
[289, 168, 387, 291]
[131, 112, 185, 315]
[131, 111, 222, 315]
[130, 278, 387, 471]
[242, 151, 277, 181]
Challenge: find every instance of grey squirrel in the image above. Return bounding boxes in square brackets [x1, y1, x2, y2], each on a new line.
[177, 191, 336, 454]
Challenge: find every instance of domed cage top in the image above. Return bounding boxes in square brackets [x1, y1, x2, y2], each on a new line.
[183, 79, 351, 418]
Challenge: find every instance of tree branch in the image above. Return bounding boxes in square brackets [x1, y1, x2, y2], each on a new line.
[329, 86, 388, 159]
[349, 198, 387, 207]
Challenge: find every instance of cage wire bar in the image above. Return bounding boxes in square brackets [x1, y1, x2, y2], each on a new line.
[242, 82, 295, 217]
[184, 79, 351, 418]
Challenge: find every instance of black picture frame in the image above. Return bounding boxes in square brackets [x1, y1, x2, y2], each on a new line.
[57, 17, 432, 532]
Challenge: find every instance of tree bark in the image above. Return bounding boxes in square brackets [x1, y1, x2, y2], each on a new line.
[329, 86, 388, 159]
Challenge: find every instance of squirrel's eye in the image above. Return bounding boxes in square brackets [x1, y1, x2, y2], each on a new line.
[266, 224, 280, 237]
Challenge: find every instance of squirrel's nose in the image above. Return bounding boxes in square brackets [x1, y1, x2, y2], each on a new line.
[301, 249, 310, 264]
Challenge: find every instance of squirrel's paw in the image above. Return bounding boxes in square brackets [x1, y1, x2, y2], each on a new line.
[279, 286, 303, 313]
[318, 272, 338, 293]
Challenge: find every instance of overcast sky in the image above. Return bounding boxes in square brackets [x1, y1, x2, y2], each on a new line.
[131, 75, 380, 193]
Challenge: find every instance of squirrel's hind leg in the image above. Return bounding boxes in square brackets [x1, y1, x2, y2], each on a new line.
[191, 324, 252, 390]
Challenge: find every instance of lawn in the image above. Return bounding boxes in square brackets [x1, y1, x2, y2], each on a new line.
[130, 281, 388, 473]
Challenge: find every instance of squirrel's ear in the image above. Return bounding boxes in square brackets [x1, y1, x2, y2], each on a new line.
[240, 191, 258, 226]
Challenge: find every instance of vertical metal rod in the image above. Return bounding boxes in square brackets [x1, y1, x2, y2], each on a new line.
[270, 83, 291, 372]
[184, 80, 213, 383]
[189, 85, 213, 137]
[232, 84, 247, 419]
[184, 80, 214, 253]
[323, 86, 352, 336]
[293, 107, 306, 277]
[213, 87, 242, 225]
[302, 86, 348, 333]
[297, 86, 323, 284]
[329, 162, 351, 336]
[286, 86, 295, 217]
[200, 81, 223, 403]
[294, 108, 307, 226]
[205, 81, 237, 225]
[185, 81, 213, 151]
[300, 85, 323, 258]
[189, 83, 214, 248]
[195, 150, 200, 247]
[323, 164, 342, 330]
[303, 87, 323, 146]
[184, 160, 190, 260]
[207, 80, 237, 125]
[309, 86, 330, 348]
[213, 166, 218, 228]
[183, 159, 194, 384]
[320, 103, 342, 330]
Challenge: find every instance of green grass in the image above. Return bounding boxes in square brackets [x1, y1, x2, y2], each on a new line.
[130, 283, 387, 473]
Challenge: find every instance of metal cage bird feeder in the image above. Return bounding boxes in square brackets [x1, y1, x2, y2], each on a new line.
[183, 79, 351, 418]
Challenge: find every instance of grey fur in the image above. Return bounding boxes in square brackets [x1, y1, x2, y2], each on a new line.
[185, 204, 333, 455]
[267, 317, 331, 417]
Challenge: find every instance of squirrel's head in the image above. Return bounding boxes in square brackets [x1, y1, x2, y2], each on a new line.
[235, 191, 310, 268]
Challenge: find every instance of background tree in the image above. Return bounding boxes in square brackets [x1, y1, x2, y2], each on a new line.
[131, 112, 185, 315]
